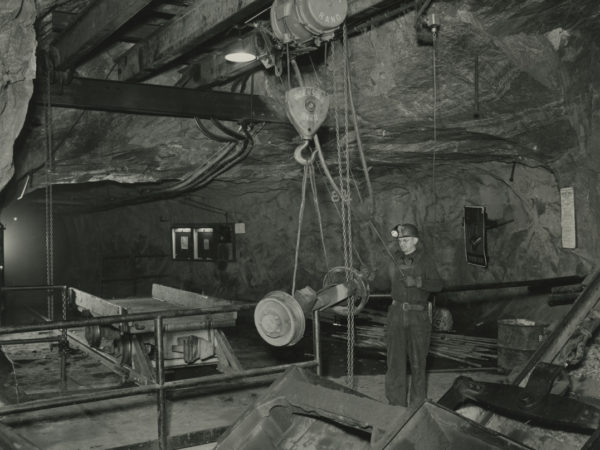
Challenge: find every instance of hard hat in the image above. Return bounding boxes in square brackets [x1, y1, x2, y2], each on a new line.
[391, 223, 419, 238]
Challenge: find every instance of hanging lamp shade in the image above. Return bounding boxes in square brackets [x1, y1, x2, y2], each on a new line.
[224, 38, 257, 63]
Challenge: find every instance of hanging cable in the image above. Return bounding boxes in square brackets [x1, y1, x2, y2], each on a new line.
[331, 29, 356, 388]
[313, 134, 343, 199]
[44, 57, 55, 321]
[314, 161, 368, 269]
[194, 117, 236, 143]
[291, 165, 309, 294]
[343, 25, 356, 389]
[210, 118, 246, 141]
[431, 21, 439, 223]
[291, 59, 304, 88]
[286, 43, 291, 89]
[344, 25, 373, 205]
[308, 163, 329, 269]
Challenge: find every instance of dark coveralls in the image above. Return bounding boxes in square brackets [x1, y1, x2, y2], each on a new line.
[385, 245, 443, 406]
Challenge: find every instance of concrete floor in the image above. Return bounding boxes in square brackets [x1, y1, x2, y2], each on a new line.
[0, 307, 593, 449]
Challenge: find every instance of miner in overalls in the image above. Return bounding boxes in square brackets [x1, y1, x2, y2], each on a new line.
[385, 223, 443, 406]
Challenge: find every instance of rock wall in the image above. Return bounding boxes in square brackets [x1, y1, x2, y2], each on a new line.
[0, 0, 36, 192]
[58, 159, 585, 300]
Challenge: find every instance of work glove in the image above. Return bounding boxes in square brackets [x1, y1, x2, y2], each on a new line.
[404, 275, 422, 288]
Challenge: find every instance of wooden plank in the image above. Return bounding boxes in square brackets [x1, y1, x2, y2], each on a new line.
[152, 284, 235, 308]
[52, 0, 154, 70]
[34, 77, 287, 124]
[111, 297, 182, 312]
[71, 288, 123, 317]
[130, 336, 156, 385]
[214, 330, 243, 373]
[116, 0, 272, 81]
[52, 10, 162, 43]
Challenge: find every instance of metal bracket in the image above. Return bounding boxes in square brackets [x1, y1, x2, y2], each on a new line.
[438, 363, 600, 431]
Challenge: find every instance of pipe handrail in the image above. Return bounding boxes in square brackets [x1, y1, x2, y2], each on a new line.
[0, 303, 256, 335]
[0, 284, 321, 449]
[368, 275, 585, 299]
[1, 285, 67, 292]
[0, 361, 318, 416]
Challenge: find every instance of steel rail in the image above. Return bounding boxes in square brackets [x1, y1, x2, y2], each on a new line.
[0, 360, 318, 416]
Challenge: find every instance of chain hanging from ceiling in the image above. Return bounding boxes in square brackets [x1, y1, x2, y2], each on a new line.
[431, 16, 440, 224]
[44, 63, 55, 320]
[332, 25, 356, 388]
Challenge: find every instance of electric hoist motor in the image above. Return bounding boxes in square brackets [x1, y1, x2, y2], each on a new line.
[270, 0, 348, 46]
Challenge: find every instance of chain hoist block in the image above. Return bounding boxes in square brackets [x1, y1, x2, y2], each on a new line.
[271, 0, 348, 46]
[285, 86, 329, 140]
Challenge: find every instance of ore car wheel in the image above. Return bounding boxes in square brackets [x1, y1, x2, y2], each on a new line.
[114, 335, 132, 366]
[84, 325, 102, 348]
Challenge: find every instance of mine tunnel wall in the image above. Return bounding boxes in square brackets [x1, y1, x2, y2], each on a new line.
[44, 161, 590, 305]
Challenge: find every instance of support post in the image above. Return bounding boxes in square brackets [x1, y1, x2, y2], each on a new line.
[60, 287, 68, 392]
[313, 310, 321, 376]
[154, 316, 168, 450]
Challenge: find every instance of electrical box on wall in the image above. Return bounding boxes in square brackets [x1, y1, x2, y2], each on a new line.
[172, 227, 194, 260]
[171, 224, 235, 262]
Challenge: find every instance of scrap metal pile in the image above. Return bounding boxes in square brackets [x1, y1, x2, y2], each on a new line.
[323, 309, 497, 368]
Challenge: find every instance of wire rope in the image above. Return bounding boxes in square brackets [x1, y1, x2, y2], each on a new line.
[291, 165, 309, 294]
[432, 25, 439, 223]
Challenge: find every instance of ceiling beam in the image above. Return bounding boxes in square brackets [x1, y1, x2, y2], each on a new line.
[179, 0, 416, 88]
[52, 10, 162, 44]
[52, 0, 154, 70]
[116, 0, 272, 81]
[34, 78, 287, 124]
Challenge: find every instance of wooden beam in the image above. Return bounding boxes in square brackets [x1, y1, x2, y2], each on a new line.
[52, 0, 154, 70]
[116, 0, 272, 81]
[34, 77, 287, 124]
[52, 10, 162, 43]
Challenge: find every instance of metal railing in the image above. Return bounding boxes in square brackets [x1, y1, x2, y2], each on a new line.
[0, 285, 321, 449]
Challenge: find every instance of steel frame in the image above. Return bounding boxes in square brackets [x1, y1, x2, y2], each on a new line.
[0, 285, 322, 450]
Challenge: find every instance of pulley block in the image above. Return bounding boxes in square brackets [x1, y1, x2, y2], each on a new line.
[285, 86, 329, 140]
[254, 290, 306, 347]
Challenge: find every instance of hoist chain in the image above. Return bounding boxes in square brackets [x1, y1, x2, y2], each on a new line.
[44, 63, 55, 321]
[45, 60, 68, 387]
[332, 31, 356, 388]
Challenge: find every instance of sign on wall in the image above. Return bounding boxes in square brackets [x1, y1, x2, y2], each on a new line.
[560, 187, 576, 249]
[464, 206, 488, 267]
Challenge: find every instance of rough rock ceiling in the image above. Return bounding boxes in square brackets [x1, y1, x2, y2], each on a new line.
[4, 0, 600, 209]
